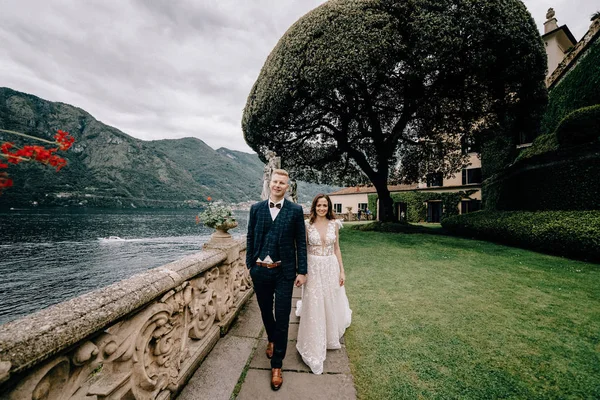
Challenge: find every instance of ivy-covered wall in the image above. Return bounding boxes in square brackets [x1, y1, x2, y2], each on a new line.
[483, 32, 600, 211]
[483, 143, 600, 211]
[480, 133, 517, 180]
[542, 38, 600, 135]
[368, 190, 478, 223]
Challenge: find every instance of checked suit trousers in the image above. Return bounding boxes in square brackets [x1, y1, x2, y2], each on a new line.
[250, 265, 294, 369]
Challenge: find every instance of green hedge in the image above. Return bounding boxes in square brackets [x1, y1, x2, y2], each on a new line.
[368, 190, 478, 223]
[542, 38, 600, 135]
[348, 221, 446, 234]
[555, 104, 600, 147]
[515, 132, 559, 162]
[367, 194, 378, 220]
[441, 210, 600, 262]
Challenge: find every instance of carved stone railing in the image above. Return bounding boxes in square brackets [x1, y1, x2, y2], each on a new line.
[0, 236, 251, 400]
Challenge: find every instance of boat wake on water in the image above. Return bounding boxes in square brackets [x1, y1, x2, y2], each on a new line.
[98, 236, 127, 243]
[97, 235, 215, 244]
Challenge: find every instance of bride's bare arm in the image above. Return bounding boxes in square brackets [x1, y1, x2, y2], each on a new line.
[306, 222, 309, 246]
[334, 224, 345, 286]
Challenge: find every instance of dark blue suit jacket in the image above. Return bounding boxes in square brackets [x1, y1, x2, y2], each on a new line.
[246, 199, 307, 279]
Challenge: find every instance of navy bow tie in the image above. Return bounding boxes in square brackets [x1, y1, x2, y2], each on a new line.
[270, 202, 281, 209]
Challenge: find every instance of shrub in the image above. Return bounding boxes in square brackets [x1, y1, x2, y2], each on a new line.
[515, 133, 559, 162]
[348, 221, 446, 235]
[367, 190, 477, 223]
[555, 105, 600, 147]
[442, 210, 600, 262]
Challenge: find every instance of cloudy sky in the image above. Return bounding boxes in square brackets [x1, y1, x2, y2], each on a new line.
[1, 1, 597, 153]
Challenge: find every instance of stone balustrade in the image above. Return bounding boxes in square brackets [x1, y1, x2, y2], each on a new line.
[0, 236, 252, 400]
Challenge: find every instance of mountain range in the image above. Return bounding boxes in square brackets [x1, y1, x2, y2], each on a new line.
[0, 87, 337, 208]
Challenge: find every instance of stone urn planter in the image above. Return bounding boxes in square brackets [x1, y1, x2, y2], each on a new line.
[210, 220, 238, 242]
[198, 202, 238, 247]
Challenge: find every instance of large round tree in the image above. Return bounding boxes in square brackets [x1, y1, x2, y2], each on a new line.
[242, 0, 546, 221]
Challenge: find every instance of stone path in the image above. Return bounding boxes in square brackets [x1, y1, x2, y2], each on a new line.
[177, 286, 356, 400]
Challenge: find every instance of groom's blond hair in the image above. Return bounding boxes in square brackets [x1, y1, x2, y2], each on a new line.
[271, 169, 289, 179]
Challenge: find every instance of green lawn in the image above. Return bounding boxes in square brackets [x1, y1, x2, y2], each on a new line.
[340, 230, 600, 399]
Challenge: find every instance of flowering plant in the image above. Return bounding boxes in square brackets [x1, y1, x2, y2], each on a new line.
[0, 128, 75, 194]
[195, 197, 236, 229]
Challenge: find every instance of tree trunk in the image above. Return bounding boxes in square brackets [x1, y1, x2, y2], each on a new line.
[377, 191, 395, 222]
[372, 177, 395, 222]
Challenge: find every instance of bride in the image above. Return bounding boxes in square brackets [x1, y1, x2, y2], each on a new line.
[296, 194, 352, 374]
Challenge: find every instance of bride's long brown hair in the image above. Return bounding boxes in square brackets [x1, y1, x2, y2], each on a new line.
[309, 194, 336, 224]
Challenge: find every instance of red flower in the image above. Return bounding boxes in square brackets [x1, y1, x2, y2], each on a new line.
[54, 130, 75, 151]
[207, 196, 212, 201]
[1, 142, 14, 154]
[47, 155, 67, 171]
[15, 145, 35, 158]
[0, 128, 75, 195]
[33, 146, 56, 162]
[0, 176, 13, 188]
[7, 155, 20, 164]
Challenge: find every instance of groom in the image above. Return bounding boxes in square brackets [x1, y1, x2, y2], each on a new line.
[246, 168, 307, 390]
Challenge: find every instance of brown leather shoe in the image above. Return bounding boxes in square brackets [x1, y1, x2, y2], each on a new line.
[271, 368, 283, 391]
[266, 342, 274, 359]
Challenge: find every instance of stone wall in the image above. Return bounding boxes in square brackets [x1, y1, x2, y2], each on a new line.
[0, 236, 252, 400]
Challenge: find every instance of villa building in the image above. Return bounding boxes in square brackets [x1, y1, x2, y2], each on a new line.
[542, 8, 577, 79]
[328, 184, 417, 215]
[329, 152, 481, 223]
[546, 8, 600, 89]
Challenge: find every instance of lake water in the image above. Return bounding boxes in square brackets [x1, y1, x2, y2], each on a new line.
[0, 208, 248, 325]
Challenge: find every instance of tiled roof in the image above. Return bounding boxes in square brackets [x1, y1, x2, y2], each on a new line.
[328, 184, 418, 196]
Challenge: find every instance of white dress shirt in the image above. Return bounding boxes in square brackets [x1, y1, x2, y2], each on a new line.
[269, 198, 284, 221]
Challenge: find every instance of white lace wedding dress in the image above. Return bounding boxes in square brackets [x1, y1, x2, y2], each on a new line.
[296, 219, 352, 374]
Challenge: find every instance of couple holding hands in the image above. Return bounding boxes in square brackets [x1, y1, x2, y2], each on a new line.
[246, 168, 352, 390]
